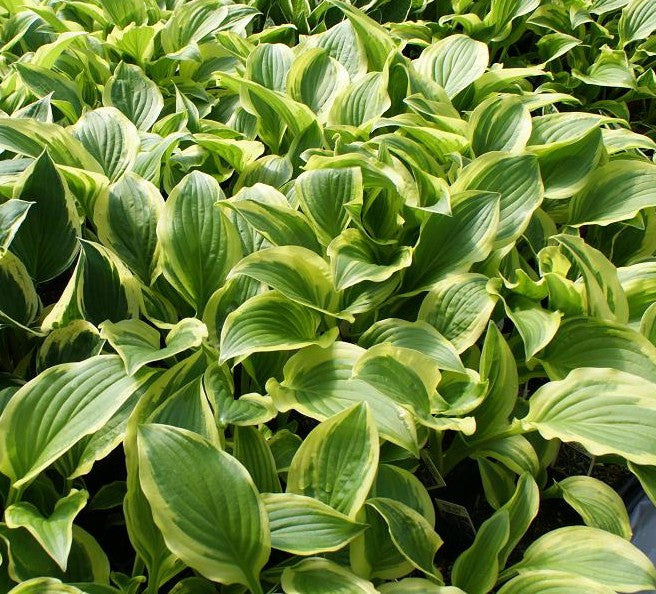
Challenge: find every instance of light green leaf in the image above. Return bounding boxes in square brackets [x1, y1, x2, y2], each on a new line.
[99, 0, 146, 26]
[522, 368, 656, 465]
[234, 426, 281, 494]
[103, 62, 163, 131]
[36, 320, 104, 374]
[246, 43, 293, 92]
[0, 118, 102, 171]
[219, 291, 338, 362]
[573, 48, 635, 89]
[315, 21, 367, 80]
[157, 171, 242, 313]
[402, 193, 500, 294]
[262, 493, 366, 554]
[0, 199, 32, 255]
[358, 318, 465, 374]
[619, 0, 656, 46]
[549, 476, 631, 539]
[138, 424, 270, 593]
[569, 160, 656, 226]
[540, 316, 656, 382]
[221, 184, 320, 253]
[227, 246, 339, 316]
[203, 363, 276, 427]
[268, 342, 418, 454]
[366, 498, 442, 580]
[419, 274, 500, 353]
[193, 134, 265, 172]
[469, 95, 532, 155]
[281, 558, 376, 594]
[328, 70, 391, 128]
[452, 509, 510, 594]
[328, 229, 412, 290]
[555, 234, 629, 323]
[15, 63, 83, 121]
[353, 343, 439, 416]
[287, 403, 378, 517]
[94, 173, 163, 285]
[295, 167, 362, 247]
[72, 107, 140, 182]
[451, 152, 543, 248]
[0, 355, 151, 488]
[100, 318, 207, 375]
[326, 0, 396, 71]
[5, 489, 88, 571]
[379, 580, 464, 593]
[0, 250, 39, 332]
[9, 151, 80, 283]
[508, 526, 656, 591]
[415, 35, 489, 98]
[287, 48, 349, 120]
[502, 295, 561, 359]
[6, 578, 84, 593]
[160, 0, 228, 54]
[498, 570, 616, 594]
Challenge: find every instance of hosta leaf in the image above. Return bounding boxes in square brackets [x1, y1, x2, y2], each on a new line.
[295, 167, 362, 247]
[5, 489, 88, 570]
[469, 95, 532, 155]
[36, 321, 104, 373]
[353, 344, 439, 416]
[326, 0, 396, 71]
[473, 322, 519, 438]
[452, 509, 510, 594]
[540, 316, 656, 382]
[137, 424, 270, 592]
[103, 62, 163, 131]
[328, 229, 412, 290]
[262, 493, 366, 554]
[419, 274, 500, 353]
[100, 318, 207, 375]
[366, 498, 442, 579]
[358, 318, 465, 374]
[281, 558, 376, 594]
[268, 342, 418, 454]
[287, 403, 378, 517]
[9, 151, 80, 283]
[203, 363, 276, 427]
[379, 580, 464, 593]
[72, 107, 140, 182]
[498, 570, 616, 594]
[508, 526, 656, 591]
[227, 246, 339, 315]
[234, 426, 281, 494]
[0, 355, 151, 488]
[160, 0, 228, 54]
[549, 476, 631, 539]
[94, 173, 163, 285]
[221, 184, 320, 253]
[246, 43, 293, 92]
[0, 199, 32, 255]
[0, 119, 101, 172]
[573, 48, 635, 89]
[619, 0, 656, 46]
[0, 250, 39, 331]
[554, 234, 629, 323]
[99, 0, 146, 26]
[402, 192, 500, 294]
[329, 70, 391, 128]
[501, 295, 561, 359]
[569, 160, 656, 226]
[451, 153, 543, 248]
[315, 21, 367, 80]
[6, 578, 85, 593]
[157, 171, 242, 314]
[415, 35, 489, 98]
[287, 48, 349, 120]
[192, 135, 264, 172]
[522, 368, 656, 465]
[14, 63, 83, 121]
[219, 291, 338, 362]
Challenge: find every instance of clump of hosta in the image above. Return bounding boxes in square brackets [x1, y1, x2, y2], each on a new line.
[0, 0, 655, 592]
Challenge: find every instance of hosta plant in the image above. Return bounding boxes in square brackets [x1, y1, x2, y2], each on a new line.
[0, 0, 655, 592]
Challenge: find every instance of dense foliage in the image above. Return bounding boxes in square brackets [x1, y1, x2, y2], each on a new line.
[0, 0, 656, 591]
